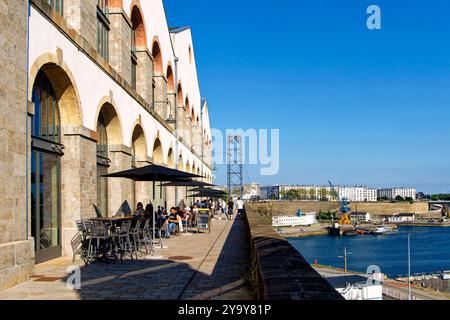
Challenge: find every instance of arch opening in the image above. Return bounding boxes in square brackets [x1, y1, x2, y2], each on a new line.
[131, 6, 147, 48]
[166, 65, 174, 93]
[152, 41, 163, 74]
[152, 138, 164, 164]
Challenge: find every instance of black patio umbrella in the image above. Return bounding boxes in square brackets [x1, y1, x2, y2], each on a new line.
[188, 192, 224, 199]
[103, 164, 203, 251]
[158, 180, 216, 187]
[102, 164, 203, 181]
[188, 187, 227, 195]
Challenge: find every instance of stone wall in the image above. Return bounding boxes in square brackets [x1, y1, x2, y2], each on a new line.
[108, 8, 133, 84]
[64, 0, 97, 48]
[0, 0, 35, 290]
[247, 201, 430, 218]
[245, 207, 343, 300]
[135, 49, 154, 105]
[61, 127, 97, 256]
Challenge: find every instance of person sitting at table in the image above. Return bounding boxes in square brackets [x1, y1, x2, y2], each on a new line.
[143, 203, 153, 220]
[134, 202, 145, 217]
[167, 207, 180, 236]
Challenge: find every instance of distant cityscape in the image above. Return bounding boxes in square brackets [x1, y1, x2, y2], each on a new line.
[242, 184, 417, 202]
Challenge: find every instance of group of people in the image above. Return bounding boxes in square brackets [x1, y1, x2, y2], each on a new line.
[131, 196, 246, 237]
[195, 197, 245, 221]
[133, 202, 198, 238]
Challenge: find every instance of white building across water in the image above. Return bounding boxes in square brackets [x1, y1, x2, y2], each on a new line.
[272, 213, 318, 227]
[378, 188, 417, 200]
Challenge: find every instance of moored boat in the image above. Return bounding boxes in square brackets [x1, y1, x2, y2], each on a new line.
[371, 225, 389, 235]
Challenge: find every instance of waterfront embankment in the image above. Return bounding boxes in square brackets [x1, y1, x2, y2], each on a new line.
[247, 201, 430, 217]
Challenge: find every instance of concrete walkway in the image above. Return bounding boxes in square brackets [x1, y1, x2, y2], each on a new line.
[0, 216, 252, 300]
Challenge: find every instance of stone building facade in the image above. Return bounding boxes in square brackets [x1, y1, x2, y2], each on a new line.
[0, 0, 35, 291]
[0, 0, 213, 290]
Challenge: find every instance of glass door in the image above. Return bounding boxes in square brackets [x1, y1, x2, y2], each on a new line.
[31, 150, 62, 263]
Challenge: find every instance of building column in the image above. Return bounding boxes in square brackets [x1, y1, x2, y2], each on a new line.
[64, 0, 97, 48]
[166, 186, 176, 208]
[108, 145, 133, 215]
[135, 159, 152, 205]
[167, 92, 176, 130]
[135, 48, 154, 105]
[108, 8, 132, 84]
[154, 75, 168, 120]
[0, 0, 34, 291]
[60, 126, 97, 256]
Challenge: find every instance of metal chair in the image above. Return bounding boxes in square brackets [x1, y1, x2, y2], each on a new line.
[114, 220, 133, 261]
[71, 231, 84, 264]
[86, 221, 112, 263]
[139, 219, 154, 255]
[129, 219, 142, 259]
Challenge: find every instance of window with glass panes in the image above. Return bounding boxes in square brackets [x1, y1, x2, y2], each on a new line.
[47, 0, 63, 16]
[96, 113, 109, 216]
[97, 0, 110, 61]
[130, 28, 137, 89]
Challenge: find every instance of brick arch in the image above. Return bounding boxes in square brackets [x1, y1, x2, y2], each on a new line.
[94, 96, 125, 144]
[131, 123, 147, 162]
[185, 96, 190, 114]
[29, 54, 82, 127]
[166, 64, 175, 93]
[167, 148, 175, 168]
[130, 2, 147, 48]
[152, 136, 164, 165]
[177, 83, 184, 107]
[177, 154, 184, 171]
[109, 0, 122, 8]
[152, 39, 163, 74]
[96, 102, 123, 146]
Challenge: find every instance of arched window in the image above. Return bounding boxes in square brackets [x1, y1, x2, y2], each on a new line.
[96, 113, 109, 216]
[130, 6, 146, 90]
[31, 70, 63, 263]
[97, 0, 110, 61]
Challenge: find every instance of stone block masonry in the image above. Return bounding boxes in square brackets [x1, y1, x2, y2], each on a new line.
[0, 0, 35, 290]
[245, 206, 343, 300]
[64, 0, 97, 49]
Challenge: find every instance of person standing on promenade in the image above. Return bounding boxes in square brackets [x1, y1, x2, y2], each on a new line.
[236, 198, 244, 219]
[227, 199, 234, 219]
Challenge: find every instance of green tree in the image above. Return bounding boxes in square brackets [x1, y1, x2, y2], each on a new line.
[308, 188, 316, 200]
[320, 188, 329, 202]
[395, 195, 405, 202]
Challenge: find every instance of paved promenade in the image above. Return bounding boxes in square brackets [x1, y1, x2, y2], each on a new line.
[0, 216, 251, 300]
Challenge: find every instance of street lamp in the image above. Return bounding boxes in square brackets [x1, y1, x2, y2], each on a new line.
[338, 247, 352, 279]
[408, 233, 412, 300]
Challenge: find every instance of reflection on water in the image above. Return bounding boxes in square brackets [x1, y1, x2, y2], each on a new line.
[288, 227, 450, 278]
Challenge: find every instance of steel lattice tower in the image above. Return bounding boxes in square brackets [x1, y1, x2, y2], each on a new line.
[227, 135, 243, 198]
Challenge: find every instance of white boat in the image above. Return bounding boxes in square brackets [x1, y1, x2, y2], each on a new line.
[371, 225, 389, 235]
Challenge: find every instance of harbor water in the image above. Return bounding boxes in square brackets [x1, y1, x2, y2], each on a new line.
[288, 226, 450, 278]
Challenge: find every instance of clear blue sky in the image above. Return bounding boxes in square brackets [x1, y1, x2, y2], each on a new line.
[164, 0, 450, 194]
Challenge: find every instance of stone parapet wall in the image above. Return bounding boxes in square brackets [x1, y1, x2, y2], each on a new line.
[244, 207, 343, 300]
[247, 201, 430, 218]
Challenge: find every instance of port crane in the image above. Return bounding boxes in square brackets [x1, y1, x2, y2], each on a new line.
[328, 181, 352, 225]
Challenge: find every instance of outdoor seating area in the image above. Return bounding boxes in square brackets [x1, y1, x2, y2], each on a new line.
[69, 164, 228, 266]
[72, 205, 217, 266]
